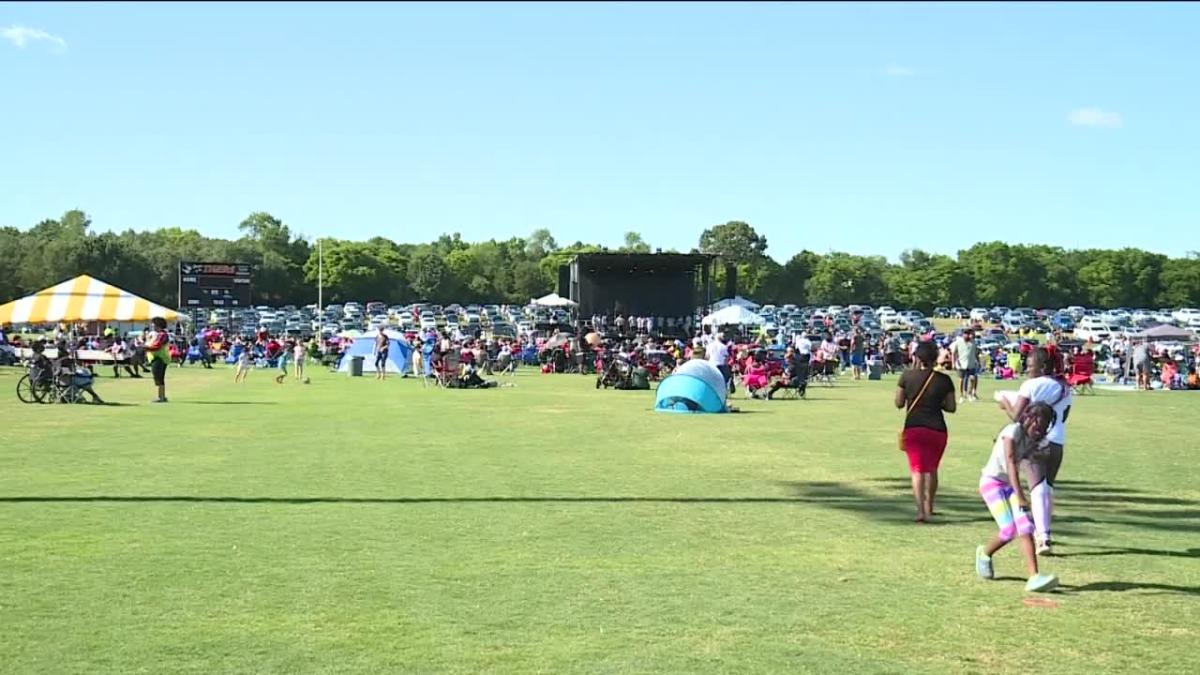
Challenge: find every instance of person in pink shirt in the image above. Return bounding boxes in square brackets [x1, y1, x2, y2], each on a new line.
[743, 350, 770, 398]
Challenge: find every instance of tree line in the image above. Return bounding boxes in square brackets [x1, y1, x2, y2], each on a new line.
[2, 212, 1198, 312]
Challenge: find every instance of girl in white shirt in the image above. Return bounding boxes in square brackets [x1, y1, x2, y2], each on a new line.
[998, 348, 1073, 555]
[975, 403, 1059, 593]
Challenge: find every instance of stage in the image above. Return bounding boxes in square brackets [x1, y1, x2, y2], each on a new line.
[567, 253, 715, 324]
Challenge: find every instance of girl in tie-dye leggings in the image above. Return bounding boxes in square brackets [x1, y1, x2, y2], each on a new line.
[974, 403, 1060, 593]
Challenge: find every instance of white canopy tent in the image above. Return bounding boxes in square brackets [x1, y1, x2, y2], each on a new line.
[532, 292, 577, 308]
[1129, 324, 1197, 342]
[711, 296, 760, 311]
[701, 305, 765, 327]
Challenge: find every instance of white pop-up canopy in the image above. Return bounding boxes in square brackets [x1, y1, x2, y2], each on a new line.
[711, 296, 760, 311]
[701, 305, 765, 326]
[532, 292, 577, 307]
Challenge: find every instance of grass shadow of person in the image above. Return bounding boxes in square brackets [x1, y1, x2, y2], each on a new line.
[1059, 580, 1200, 596]
[1055, 545, 1200, 559]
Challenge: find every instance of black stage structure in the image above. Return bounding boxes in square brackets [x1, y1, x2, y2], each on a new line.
[566, 253, 715, 321]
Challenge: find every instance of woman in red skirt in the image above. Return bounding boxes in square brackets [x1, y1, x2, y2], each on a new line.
[894, 340, 957, 522]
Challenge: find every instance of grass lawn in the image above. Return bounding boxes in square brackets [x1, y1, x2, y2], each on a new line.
[1, 362, 1197, 674]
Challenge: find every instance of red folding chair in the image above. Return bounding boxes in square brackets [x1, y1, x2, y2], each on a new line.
[1068, 352, 1095, 395]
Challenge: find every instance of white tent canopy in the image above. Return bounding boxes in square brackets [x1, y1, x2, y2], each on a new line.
[711, 296, 760, 311]
[701, 305, 765, 327]
[532, 292, 577, 307]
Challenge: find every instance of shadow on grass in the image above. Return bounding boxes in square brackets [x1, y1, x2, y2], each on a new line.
[1060, 581, 1200, 596]
[778, 480, 992, 526]
[787, 475, 1200, 533]
[3, 495, 830, 505]
[1055, 545, 1200, 559]
[177, 401, 278, 406]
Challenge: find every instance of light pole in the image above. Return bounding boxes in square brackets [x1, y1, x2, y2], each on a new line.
[317, 237, 324, 343]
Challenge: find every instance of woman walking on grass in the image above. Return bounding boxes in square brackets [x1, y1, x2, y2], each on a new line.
[374, 330, 390, 380]
[894, 340, 957, 523]
[975, 402, 1059, 593]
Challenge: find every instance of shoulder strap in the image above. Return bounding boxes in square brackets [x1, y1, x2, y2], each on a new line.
[906, 370, 936, 416]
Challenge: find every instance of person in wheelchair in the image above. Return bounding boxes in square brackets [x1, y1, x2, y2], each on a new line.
[29, 340, 54, 384]
[766, 345, 809, 400]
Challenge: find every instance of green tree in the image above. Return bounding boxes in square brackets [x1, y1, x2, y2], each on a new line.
[303, 239, 408, 304]
[1158, 256, 1200, 306]
[238, 212, 311, 305]
[621, 231, 651, 253]
[525, 228, 558, 259]
[698, 221, 768, 264]
[807, 253, 889, 306]
[407, 248, 449, 302]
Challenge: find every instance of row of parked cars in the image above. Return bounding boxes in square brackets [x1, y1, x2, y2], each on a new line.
[754, 303, 1200, 351]
[936, 306, 1200, 341]
[182, 302, 573, 339]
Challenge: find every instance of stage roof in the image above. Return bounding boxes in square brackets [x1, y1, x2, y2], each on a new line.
[570, 252, 716, 269]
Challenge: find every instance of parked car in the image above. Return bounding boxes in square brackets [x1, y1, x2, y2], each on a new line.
[1173, 308, 1200, 325]
[1050, 314, 1075, 331]
[1075, 318, 1113, 341]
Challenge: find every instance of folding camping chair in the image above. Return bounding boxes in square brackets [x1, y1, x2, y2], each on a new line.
[1068, 352, 1096, 395]
[436, 350, 461, 388]
[771, 363, 810, 400]
[813, 357, 837, 387]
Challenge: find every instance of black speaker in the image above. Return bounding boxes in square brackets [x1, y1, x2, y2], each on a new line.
[557, 265, 571, 297]
[724, 263, 737, 298]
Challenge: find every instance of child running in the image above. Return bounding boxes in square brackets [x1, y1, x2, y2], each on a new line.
[275, 338, 293, 384]
[234, 339, 251, 383]
[975, 402, 1059, 593]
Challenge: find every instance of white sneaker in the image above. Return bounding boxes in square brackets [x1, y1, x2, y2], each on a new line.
[1035, 535, 1053, 556]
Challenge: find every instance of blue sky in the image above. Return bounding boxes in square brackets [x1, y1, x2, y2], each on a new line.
[3, 2, 1197, 262]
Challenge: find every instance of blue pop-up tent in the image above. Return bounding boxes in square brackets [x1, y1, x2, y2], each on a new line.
[338, 329, 413, 375]
[655, 359, 728, 413]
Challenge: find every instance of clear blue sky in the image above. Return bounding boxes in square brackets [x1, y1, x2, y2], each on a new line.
[3, 2, 1197, 262]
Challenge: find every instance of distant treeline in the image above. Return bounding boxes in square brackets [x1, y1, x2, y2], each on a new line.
[2, 213, 1198, 311]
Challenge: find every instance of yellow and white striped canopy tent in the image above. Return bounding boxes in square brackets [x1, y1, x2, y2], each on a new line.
[0, 275, 180, 326]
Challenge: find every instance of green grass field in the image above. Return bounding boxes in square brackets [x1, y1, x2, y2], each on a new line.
[1, 363, 1197, 674]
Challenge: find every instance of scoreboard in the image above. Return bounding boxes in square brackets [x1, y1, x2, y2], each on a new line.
[178, 261, 253, 307]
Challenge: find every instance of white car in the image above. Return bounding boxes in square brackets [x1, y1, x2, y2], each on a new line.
[1152, 310, 1176, 324]
[419, 314, 437, 331]
[969, 307, 990, 322]
[1075, 319, 1113, 341]
[1172, 308, 1200, 325]
[517, 321, 534, 335]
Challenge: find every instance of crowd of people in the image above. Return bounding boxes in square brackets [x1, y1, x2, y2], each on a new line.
[587, 314, 697, 338]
